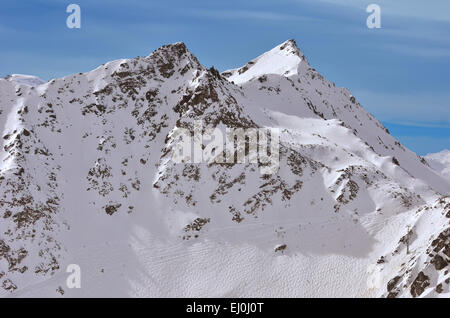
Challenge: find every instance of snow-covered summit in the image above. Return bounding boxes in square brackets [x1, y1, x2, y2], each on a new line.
[222, 39, 309, 84]
[2, 74, 46, 86]
[0, 40, 448, 298]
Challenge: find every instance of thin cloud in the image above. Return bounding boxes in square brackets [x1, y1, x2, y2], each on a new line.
[354, 90, 450, 127]
[186, 9, 319, 22]
[381, 43, 450, 58]
[314, 0, 450, 22]
[395, 136, 450, 155]
[386, 121, 450, 129]
[362, 25, 450, 46]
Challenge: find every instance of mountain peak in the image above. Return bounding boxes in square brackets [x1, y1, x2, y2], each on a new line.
[3, 74, 46, 86]
[278, 39, 303, 56]
[151, 42, 188, 56]
[222, 39, 309, 84]
[144, 41, 203, 76]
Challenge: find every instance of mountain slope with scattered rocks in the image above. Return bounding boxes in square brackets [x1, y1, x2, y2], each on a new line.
[0, 40, 448, 297]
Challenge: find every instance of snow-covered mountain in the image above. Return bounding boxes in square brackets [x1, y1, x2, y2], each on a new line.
[2, 74, 46, 87]
[0, 40, 448, 298]
[425, 150, 450, 181]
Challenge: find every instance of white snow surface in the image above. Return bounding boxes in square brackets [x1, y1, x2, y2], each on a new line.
[425, 150, 450, 181]
[224, 39, 308, 85]
[0, 40, 449, 298]
[2, 74, 46, 87]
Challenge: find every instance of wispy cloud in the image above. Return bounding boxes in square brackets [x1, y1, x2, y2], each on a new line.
[393, 136, 450, 156]
[380, 43, 450, 58]
[369, 27, 450, 47]
[186, 9, 319, 22]
[354, 90, 450, 127]
[314, 0, 450, 22]
[386, 121, 450, 129]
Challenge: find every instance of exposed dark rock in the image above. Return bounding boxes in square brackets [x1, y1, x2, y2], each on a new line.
[410, 271, 430, 297]
[432, 254, 448, 270]
[387, 275, 401, 292]
[392, 157, 400, 166]
[275, 244, 287, 253]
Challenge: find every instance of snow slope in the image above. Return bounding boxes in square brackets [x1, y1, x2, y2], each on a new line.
[223, 40, 308, 85]
[0, 40, 448, 298]
[425, 150, 450, 181]
[3, 74, 46, 87]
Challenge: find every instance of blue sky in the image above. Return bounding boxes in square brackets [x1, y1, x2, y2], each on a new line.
[0, 0, 449, 155]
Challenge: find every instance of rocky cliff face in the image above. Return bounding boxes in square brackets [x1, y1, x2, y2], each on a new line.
[0, 40, 448, 297]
